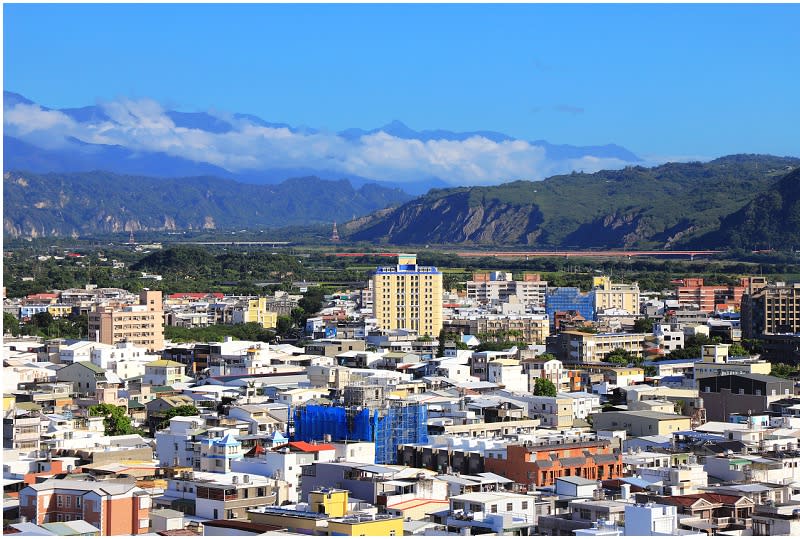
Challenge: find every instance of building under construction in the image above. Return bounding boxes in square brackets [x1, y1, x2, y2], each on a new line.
[292, 383, 428, 464]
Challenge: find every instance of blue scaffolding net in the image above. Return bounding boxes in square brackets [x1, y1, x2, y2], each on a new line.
[293, 403, 428, 464]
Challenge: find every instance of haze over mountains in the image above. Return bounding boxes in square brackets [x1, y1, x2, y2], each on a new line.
[4, 91, 643, 194]
[6, 91, 800, 250]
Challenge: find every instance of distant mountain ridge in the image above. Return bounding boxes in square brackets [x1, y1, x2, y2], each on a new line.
[4, 91, 644, 194]
[343, 154, 800, 249]
[2, 170, 412, 238]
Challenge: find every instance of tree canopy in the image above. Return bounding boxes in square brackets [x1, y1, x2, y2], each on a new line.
[533, 378, 558, 397]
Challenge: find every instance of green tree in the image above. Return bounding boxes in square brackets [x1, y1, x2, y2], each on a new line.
[31, 311, 54, 329]
[276, 316, 294, 337]
[605, 348, 638, 366]
[728, 343, 749, 357]
[89, 403, 138, 436]
[158, 405, 201, 429]
[3, 312, 20, 336]
[634, 317, 655, 333]
[674, 399, 686, 415]
[533, 378, 558, 397]
[536, 353, 558, 362]
[771, 363, 799, 379]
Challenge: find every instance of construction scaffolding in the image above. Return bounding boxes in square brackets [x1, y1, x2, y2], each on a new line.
[293, 402, 428, 464]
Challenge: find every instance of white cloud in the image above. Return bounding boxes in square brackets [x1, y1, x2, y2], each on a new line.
[4, 98, 639, 185]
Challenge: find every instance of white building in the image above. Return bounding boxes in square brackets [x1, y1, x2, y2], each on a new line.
[91, 341, 158, 380]
[487, 358, 526, 393]
[624, 503, 704, 536]
[653, 324, 685, 353]
[155, 416, 207, 468]
[446, 491, 538, 535]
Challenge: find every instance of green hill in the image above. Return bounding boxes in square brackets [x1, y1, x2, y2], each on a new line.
[344, 154, 800, 248]
[3, 171, 412, 238]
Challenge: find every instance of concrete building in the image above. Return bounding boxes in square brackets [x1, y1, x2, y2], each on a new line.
[445, 313, 550, 345]
[593, 276, 640, 314]
[18, 479, 151, 535]
[231, 297, 278, 329]
[752, 501, 800, 536]
[590, 411, 692, 437]
[87, 290, 164, 352]
[676, 277, 749, 314]
[484, 438, 621, 488]
[742, 280, 800, 338]
[559, 331, 649, 364]
[693, 344, 771, 381]
[466, 272, 548, 307]
[443, 491, 538, 535]
[699, 374, 795, 422]
[372, 254, 443, 337]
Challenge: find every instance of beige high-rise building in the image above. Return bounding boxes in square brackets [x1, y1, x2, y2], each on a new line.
[88, 290, 164, 352]
[593, 276, 640, 314]
[372, 254, 442, 337]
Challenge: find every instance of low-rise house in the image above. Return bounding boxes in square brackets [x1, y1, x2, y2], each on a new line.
[437, 491, 538, 535]
[590, 410, 692, 437]
[157, 470, 282, 520]
[18, 479, 151, 535]
[484, 438, 622, 488]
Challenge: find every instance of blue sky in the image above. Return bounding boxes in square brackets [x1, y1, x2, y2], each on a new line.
[4, 3, 800, 166]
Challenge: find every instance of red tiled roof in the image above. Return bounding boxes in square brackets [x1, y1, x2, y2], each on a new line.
[280, 441, 336, 453]
[26, 293, 59, 300]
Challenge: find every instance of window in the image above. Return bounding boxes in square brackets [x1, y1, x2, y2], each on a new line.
[139, 519, 149, 529]
[65, 496, 71, 508]
[389, 531, 396, 536]
[213, 509, 219, 519]
[507, 503, 513, 511]
[522, 501, 529, 510]
[57, 495, 63, 507]
[490, 504, 498, 513]
[75, 497, 82, 509]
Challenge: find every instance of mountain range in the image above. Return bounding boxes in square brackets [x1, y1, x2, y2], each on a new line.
[343, 154, 800, 249]
[3, 171, 412, 238]
[4, 91, 643, 194]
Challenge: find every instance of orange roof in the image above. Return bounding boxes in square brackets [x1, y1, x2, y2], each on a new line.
[279, 441, 336, 453]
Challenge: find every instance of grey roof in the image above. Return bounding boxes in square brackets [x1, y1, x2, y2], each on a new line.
[560, 457, 588, 467]
[594, 454, 619, 464]
[476, 472, 513, 483]
[556, 476, 597, 486]
[150, 508, 185, 519]
[358, 464, 398, 475]
[535, 460, 554, 468]
[23, 479, 137, 496]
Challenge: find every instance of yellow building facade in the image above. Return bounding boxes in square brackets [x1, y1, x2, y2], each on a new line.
[372, 254, 443, 338]
[242, 298, 278, 329]
[593, 276, 640, 314]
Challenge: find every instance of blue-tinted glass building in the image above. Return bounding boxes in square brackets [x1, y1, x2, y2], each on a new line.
[546, 287, 596, 324]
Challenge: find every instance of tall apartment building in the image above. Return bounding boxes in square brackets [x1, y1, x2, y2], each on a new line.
[675, 277, 751, 313]
[593, 276, 640, 314]
[88, 290, 164, 352]
[467, 272, 548, 307]
[742, 280, 800, 339]
[372, 254, 443, 337]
